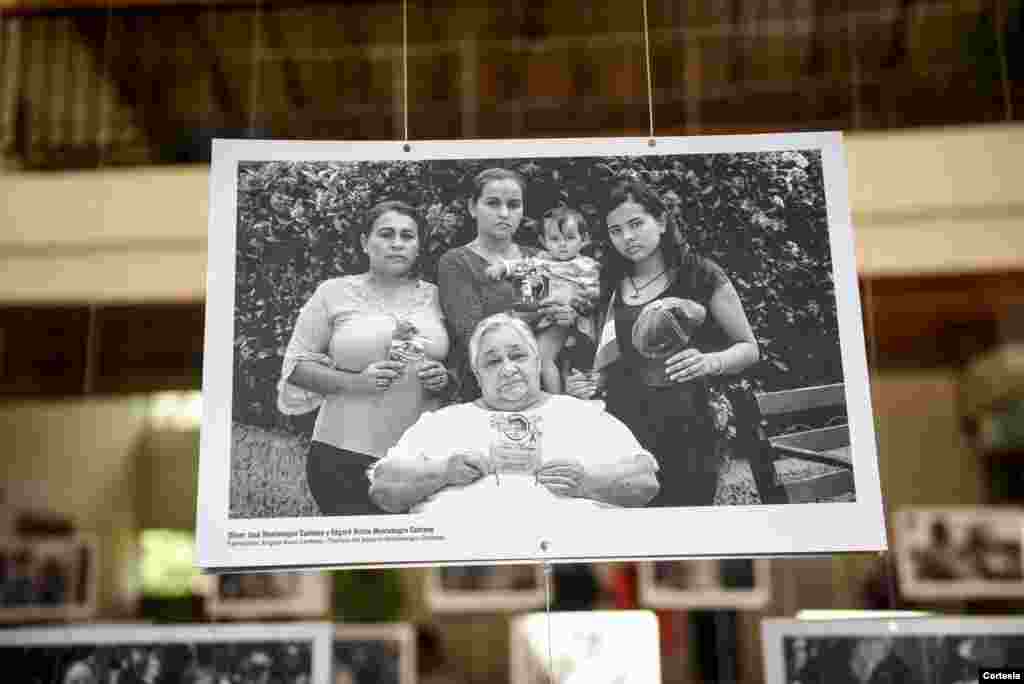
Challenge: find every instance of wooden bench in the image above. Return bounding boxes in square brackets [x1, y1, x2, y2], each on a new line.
[747, 383, 855, 504]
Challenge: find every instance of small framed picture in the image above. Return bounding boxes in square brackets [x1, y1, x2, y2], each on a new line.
[425, 565, 546, 613]
[893, 507, 1024, 600]
[0, 534, 98, 623]
[203, 571, 332, 620]
[637, 559, 772, 610]
[510, 610, 660, 684]
[334, 623, 416, 684]
[0, 621, 334, 683]
[762, 616, 1024, 684]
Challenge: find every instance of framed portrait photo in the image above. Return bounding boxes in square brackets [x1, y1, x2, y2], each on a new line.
[203, 571, 332, 620]
[425, 565, 546, 613]
[334, 623, 416, 684]
[510, 610, 660, 684]
[197, 133, 885, 572]
[762, 616, 1024, 684]
[637, 559, 772, 610]
[0, 534, 98, 623]
[0, 622, 334, 684]
[893, 507, 1024, 600]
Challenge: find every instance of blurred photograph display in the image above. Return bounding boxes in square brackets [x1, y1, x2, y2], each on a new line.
[510, 610, 660, 684]
[0, 535, 97, 623]
[763, 617, 1024, 684]
[333, 624, 416, 684]
[426, 565, 546, 613]
[197, 134, 884, 571]
[894, 508, 1024, 600]
[638, 559, 772, 610]
[204, 572, 332, 620]
[0, 622, 333, 684]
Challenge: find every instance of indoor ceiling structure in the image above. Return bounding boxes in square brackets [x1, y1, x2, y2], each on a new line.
[0, 0, 1020, 170]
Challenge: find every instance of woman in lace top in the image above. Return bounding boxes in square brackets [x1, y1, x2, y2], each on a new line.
[277, 200, 451, 516]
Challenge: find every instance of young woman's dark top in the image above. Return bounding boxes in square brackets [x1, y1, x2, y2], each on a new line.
[603, 253, 730, 507]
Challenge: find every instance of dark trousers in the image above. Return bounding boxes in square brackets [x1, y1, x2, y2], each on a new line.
[305, 441, 385, 516]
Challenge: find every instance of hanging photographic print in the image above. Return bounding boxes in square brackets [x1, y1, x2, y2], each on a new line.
[510, 610, 661, 684]
[202, 571, 332, 620]
[0, 534, 98, 623]
[333, 624, 416, 684]
[893, 507, 1024, 600]
[762, 617, 1024, 684]
[197, 133, 885, 571]
[425, 565, 547, 613]
[637, 559, 772, 610]
[0, 622, 333, 684]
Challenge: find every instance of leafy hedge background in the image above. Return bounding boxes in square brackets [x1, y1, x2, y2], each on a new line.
[234, 151, 839, 436]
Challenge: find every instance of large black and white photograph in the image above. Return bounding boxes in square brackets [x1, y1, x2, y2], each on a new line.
[0, 623, 333, 684]
[197, 134, 884, 570]
[0, 535, 97, 623]
[510, 610, 660, 684]
[637, 559, 772, 610]
[894, 507, 1024, 600]
[763, 617, 1024, 684]
[333, 624, 416, 684]
[425, 565, 546, 613]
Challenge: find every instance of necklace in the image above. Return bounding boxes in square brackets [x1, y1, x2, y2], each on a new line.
[469, 239, 519, 263]
[628, 268, 667, 297]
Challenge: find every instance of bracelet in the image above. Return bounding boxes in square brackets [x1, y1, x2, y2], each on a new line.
[710, 354, 725, 376]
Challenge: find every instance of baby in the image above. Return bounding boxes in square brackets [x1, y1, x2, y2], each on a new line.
[486, 207, 600, 393]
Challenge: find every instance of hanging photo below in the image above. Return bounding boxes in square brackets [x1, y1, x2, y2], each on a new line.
[333, 624, 416, 684]
[197, 134, 885, 571]
[202, 571, 332, 620]
[893, 507, 1024, 600]
[638, 559, 772, 610]
[510, 610, 660, 684]
[0, 535, 97, 624]
[425, 565, 546, 613]
[762, 617, 1024, 684]
[0, 622, 333, 684]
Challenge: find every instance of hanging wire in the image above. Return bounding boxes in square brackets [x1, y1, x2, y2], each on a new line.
[641, 0, 655, 139]
[249, 4, 263, 138]
[994, 0, 1015, 121]
[543, 562, 554, 684]
[402, 0, 410, 142]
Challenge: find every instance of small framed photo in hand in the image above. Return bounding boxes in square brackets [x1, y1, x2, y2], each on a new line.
[893, 507, 1024, 600]
[202, 571, 332, 620]
[0, 534, 97, 623]
[638, 559, 772, 610]
[425, 565, 547, 613]
[334, 623, 416, 684]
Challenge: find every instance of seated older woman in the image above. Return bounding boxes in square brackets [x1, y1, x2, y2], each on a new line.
[369, 313, 659, 513]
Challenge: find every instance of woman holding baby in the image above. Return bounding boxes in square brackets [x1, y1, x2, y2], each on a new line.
[569, 179, 760, 508]
[437, 168, 583, 400]
[277, 200, 451, 516]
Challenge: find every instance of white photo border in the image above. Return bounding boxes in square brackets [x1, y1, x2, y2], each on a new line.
[198, 133, 886, 571]
[762, 616, 1024, 684]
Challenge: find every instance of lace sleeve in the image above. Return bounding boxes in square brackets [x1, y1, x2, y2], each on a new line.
[276, 283, 337, 415]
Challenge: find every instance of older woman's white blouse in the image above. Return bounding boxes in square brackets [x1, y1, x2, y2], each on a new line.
[376, 394, 653, 512]
[277, 276, 449, 458]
